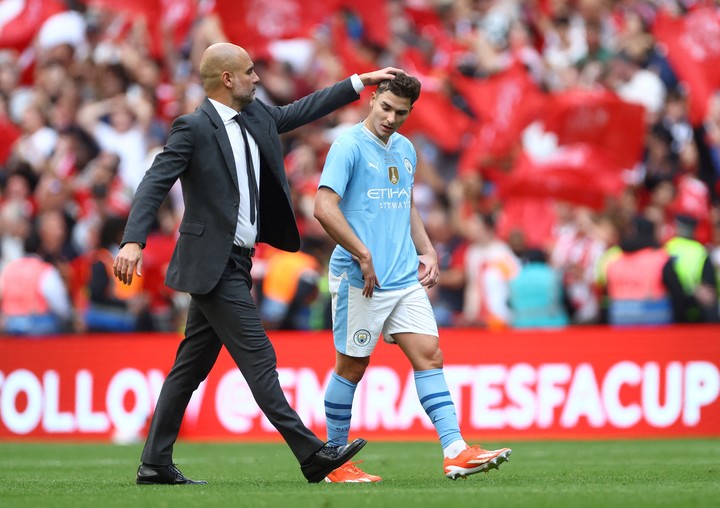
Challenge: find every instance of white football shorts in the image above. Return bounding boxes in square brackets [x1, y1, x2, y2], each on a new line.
[328, 271, 439, 358]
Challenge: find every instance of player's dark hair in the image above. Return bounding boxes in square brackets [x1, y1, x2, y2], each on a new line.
[376, 73, 421, 105]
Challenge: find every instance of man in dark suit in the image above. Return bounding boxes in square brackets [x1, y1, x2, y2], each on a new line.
[113, 42, 401, 485]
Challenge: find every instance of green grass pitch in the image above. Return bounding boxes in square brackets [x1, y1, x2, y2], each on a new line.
[0, 439, 717, 507]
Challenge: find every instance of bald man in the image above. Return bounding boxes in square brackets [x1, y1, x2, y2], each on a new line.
[114, 43, 401, 485]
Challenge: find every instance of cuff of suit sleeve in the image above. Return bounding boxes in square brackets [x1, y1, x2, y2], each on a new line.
[121, 241, 145, 249]
[350, 74, 364, 94]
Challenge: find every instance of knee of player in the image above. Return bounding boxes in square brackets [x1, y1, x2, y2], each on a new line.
[427, 347, 444, 369]
[335, 356, 369, 383]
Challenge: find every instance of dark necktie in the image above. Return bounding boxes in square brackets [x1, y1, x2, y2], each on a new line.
[234, 114, 258, 225]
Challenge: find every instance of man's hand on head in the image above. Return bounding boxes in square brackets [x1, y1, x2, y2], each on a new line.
[359, 67, 405, 87]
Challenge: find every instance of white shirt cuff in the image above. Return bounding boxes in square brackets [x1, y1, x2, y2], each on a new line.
[350, 74, 364, 94]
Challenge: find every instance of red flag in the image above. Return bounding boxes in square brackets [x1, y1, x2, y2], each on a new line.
[0, 0, 66, 51]
[497, 145, 625, 210]
[213, 0, 332, 57]
[653, 7, 720, 125]
[453, 65, 543, 122]
[541, 89, 645, 169]
[453, 65, 545, 158]
[401, 90, 474, 153]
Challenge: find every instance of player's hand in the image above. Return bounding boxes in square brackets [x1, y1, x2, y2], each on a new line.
[355, 253, 380, 298]
[418, 253, 439, 289]
[113, 242, 143, 286]
[359, 67, 405, 87]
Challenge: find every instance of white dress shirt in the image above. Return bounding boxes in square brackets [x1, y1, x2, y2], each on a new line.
[208, 75, 365, 247]
[208, 98, 260, 247]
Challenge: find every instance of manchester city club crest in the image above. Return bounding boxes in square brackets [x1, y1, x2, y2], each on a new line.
[404, 158, 413, 174]
[352, 329, 372, 347]
[388, 166, 399, 184]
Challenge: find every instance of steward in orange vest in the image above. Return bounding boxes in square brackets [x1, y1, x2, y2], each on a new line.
[604, 217, 686, 325]
[0, 254, 71, 335]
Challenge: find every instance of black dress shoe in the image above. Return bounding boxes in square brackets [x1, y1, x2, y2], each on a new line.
[136, 463, 208, 485]
[300, 438, 367, 483]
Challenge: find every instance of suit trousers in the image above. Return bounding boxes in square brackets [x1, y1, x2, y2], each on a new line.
[140, 250, 324, 465]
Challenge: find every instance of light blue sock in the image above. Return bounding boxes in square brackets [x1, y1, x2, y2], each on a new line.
[324, 372, 357, 447]
[415, 368, 463, 449]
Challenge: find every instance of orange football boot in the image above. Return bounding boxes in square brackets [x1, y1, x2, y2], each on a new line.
[444, 445, 512, 480]
[324, 461, 382, 483]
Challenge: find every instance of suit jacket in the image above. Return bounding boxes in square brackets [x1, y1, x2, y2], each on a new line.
[122, 78, 360, 294]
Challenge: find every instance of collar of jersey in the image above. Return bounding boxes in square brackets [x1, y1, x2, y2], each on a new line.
[361, 124, 393, 151]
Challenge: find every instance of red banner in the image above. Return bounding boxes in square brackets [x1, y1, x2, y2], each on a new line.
[653, 7, 720, 125]
[1, 326, 718, 442]
[497, 145, 626, 210]
[453, 66, 544, 159]
[541, 89, 646, 169]
[401, 89, 474, 153]
[213, 0, 333, 57]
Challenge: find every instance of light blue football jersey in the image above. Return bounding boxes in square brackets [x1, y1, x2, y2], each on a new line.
[318, 122, 419, 290]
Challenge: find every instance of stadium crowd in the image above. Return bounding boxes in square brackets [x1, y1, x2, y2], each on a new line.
[0, 0, 719, 335]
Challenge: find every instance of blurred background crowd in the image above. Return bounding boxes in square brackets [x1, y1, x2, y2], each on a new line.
[0, 0, 719, 336]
